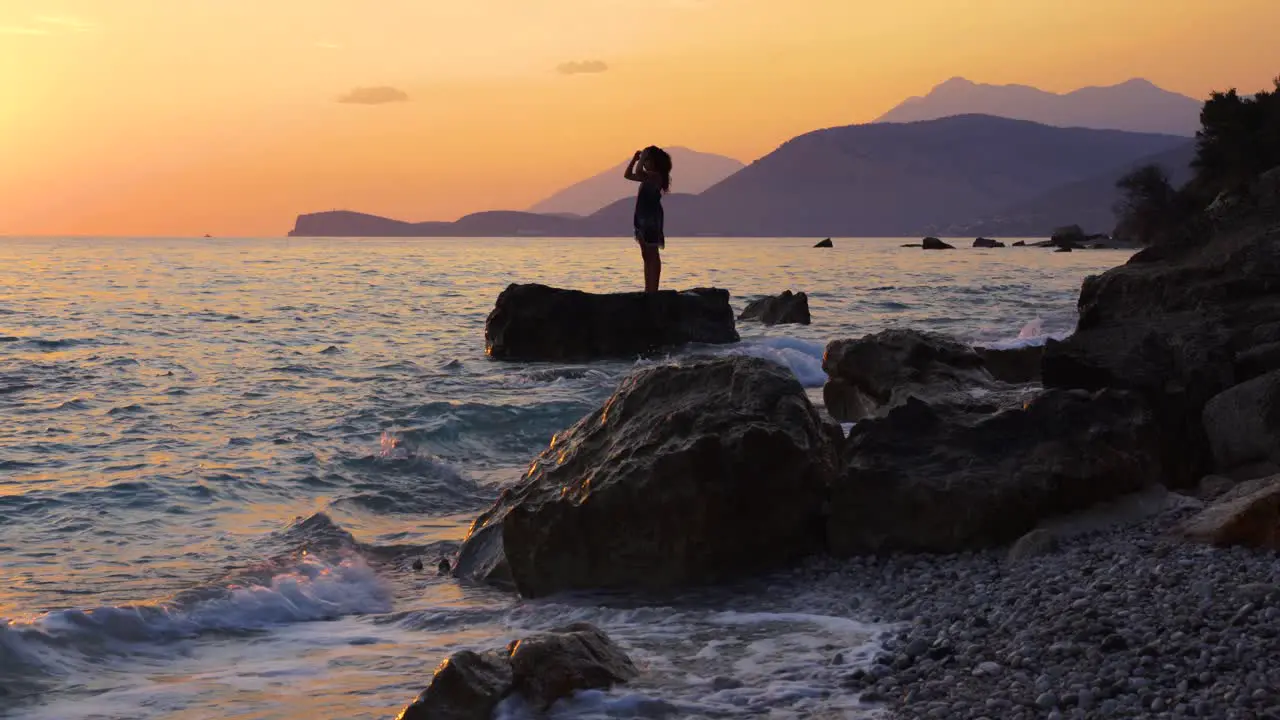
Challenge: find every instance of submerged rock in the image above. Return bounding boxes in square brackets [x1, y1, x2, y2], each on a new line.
[1012, 240, 1027, 247]
[739, 290, 811, 325]
[398, 649, 513, 720]
[921, 236, 955, 250]
[396, 624, 635, 720]
[814, 238, 834, 248]
[508, 623, 639, 710]
[827, 388, 1161, 554]
[484, 283, 739, 361]
[821, 329, 1004, 423]
[1180, 475, 1280, 551]
[973, 237, 1006, 248]
[1043, 170, 1280, 486]
[454, 356, 838, 597]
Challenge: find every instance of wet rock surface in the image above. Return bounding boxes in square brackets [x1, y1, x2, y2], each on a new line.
[397, 624, 636, 720]
[739, 290, 812, 325]
[454, 356, 838, 597]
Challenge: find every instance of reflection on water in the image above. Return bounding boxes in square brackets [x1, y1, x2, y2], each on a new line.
[0, 237, 1128, 718]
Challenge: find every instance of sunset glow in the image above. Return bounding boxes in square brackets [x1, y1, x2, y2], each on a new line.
[1, 0, 1277, 237]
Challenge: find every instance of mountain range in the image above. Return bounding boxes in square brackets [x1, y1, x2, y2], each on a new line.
[528, 147, 744, 216]
[876, 77, 1202, 137]
[289, 78, 1203, 238]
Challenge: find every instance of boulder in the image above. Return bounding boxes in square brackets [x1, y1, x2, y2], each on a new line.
[1202, 370, 1280, 471]
[739, 290, 811, 326]
[396, 623, 636, 720]
[1179, 475, 1280, 551]
[453, 356, 838, 597]
[507, 623, 639, 710]
[973, 237, 1006, 248]
[814, 238, 834, 248]
[975, 345, 1044, 384]
[921, 236, 955, 250]
[1043, 175, 1280, 487]
[484, 284, 739, 361]
[1012, 241, 1027, 247]
[1051, 224, 1087, 249]
[821, 329, 1004, 423]
[397, 649, 513, 720]
[827, 388, 1160, 554]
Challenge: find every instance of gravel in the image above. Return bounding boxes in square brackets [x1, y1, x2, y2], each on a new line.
[820, 495, 1280, 720]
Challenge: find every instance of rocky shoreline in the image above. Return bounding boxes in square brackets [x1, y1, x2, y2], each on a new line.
[396, 166, 1280, 717]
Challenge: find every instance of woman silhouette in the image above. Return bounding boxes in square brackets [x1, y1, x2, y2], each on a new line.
[623, 146, 672, 292]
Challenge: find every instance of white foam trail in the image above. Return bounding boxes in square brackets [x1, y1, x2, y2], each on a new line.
[724, 337, 827, 388]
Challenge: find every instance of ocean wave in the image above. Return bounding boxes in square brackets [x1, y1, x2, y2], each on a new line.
[719, 337, 827, 388]
[1, 518, 391, 688]
[980, 317, 1071, 350]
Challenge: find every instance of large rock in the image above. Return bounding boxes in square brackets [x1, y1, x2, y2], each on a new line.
[739, 290, 811, 325]
[1051, 224, 1087, 248]
[973, 237, 1006, 248]
[814, 238, 833, 248]
[922, 236, 955, 250]
[1202, 370, 1280, 471]
[821, 329, 1005, 423]
[1179, 475, 1280, 551]
[397, 623, 635, 720]
[453, 356, 838, 597]
[827, 388, 1161, 554]
[484, 284, 740, 361]
[397, 649, 513, 720]
[507, 623, 639, 710]
[1043, 172, 1280, 486]
[975, 345, 1044, 384]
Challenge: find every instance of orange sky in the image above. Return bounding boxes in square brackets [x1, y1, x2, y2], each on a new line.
[1, 0, 1277, 237]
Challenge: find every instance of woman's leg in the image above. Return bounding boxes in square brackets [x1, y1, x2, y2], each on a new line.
[640, 244, 661, 292]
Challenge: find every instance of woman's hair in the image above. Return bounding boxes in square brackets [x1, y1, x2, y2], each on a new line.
[644, 146, 672, 193]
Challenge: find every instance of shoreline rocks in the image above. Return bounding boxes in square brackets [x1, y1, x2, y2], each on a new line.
[453, 356, 838, 597]
[821, 329, 1005, 423]
[397, 623, 637, 719]
[484, 283, 739, 361]
[739, 290, 811, 325]
[827, 388, 1161, 554]
[1043, 168, 1280, 487]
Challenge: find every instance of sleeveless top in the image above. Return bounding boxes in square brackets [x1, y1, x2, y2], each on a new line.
[634, 180, 663, 229]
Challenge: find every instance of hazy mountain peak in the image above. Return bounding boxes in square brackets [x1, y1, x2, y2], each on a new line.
[527, 147, 744, 217]
[876, 77, 1201, 136]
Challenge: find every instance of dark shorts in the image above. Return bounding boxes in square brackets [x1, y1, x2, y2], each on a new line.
[634, 221, 665, 249]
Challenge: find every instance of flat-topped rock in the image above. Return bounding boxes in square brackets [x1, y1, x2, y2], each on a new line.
[484, 284, 740, 361]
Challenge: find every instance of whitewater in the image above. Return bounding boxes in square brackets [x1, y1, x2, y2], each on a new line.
[0, 236, 1127, 719]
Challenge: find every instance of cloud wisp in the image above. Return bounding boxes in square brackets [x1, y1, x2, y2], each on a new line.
[337, 86, 411, 105]
[556, 60, 609, 76]
[0, 14, 94, 35]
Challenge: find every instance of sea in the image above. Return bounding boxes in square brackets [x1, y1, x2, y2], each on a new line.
[0, 237, 1130, 719]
